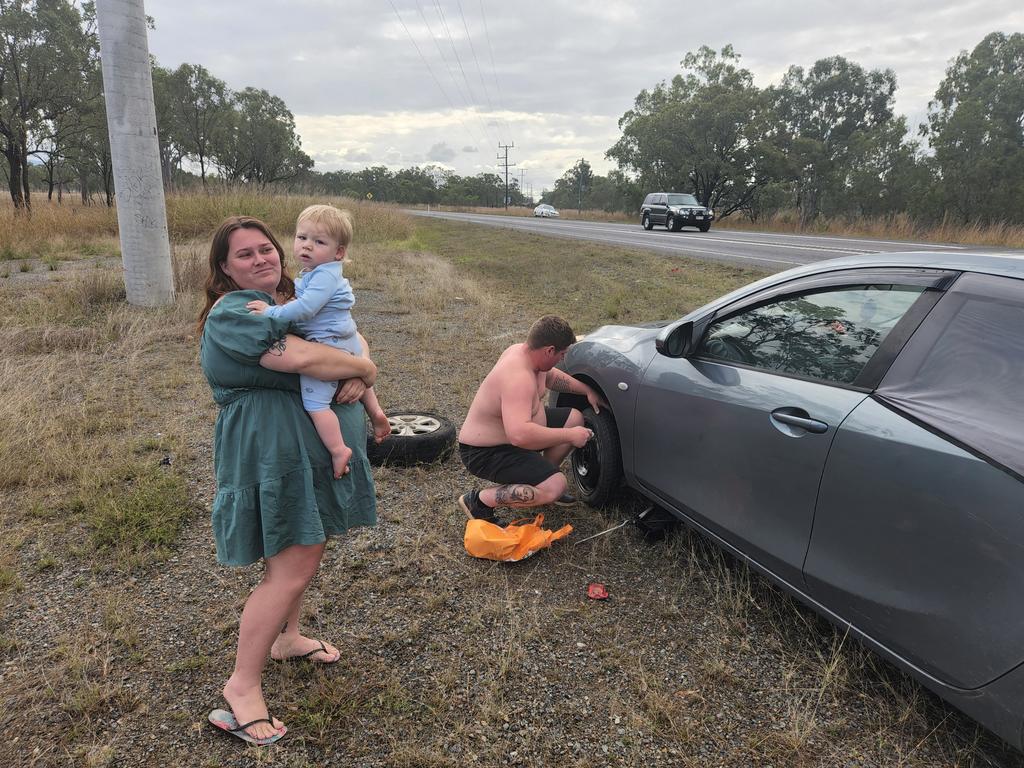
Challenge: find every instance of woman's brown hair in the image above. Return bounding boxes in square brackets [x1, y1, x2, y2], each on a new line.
[196, 216, 295, 334]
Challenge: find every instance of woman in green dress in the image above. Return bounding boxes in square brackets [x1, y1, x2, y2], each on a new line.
[198, 216, 379, 745]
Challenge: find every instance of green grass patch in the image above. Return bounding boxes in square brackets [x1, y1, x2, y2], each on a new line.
[87, 465, 193, 559]
[412, 219, 765, 330]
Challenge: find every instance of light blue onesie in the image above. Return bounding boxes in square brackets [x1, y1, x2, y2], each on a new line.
[262, 261, 360, 412]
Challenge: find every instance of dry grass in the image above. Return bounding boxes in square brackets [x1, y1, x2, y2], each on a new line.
[0, 192, 414, 261]
[724, 210, 1024, 249]
[0, 195, 1019, 767]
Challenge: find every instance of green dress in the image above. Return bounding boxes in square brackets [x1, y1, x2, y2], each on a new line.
[200, 290, 377, 566]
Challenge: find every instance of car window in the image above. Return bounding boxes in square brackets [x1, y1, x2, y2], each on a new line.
[667, 194, 699, 206]
[876, 273, 1024, 478]
[695, 284, 925, 385]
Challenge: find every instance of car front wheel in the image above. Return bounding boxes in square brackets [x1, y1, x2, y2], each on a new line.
[642, 214, 653, 230]
[571, 407, 622, 507]
[699, 222, 711, 232]
[666, 214, 676, 232]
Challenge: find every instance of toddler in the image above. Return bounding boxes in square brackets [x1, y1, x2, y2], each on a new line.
[248, 204, 389, 477]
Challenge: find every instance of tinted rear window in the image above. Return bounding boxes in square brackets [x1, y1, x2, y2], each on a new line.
[876, 273, 1024, 479]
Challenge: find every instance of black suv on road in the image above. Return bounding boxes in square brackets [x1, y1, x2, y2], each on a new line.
[640, 192, 714, 232]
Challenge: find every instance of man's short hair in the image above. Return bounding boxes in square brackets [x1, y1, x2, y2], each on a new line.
[297, 204, 353, 247]
[526, 315, 575, 351]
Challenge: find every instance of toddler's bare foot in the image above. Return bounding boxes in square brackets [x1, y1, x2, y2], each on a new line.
[370, 409, 391, 444]
[222, 677, 285, 741]
[332, 445, 353, 478]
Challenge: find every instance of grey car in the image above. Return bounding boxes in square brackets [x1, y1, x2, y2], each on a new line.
[552, 252, 1024, 749]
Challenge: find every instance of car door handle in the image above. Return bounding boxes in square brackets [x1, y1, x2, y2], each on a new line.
[770, 409, 829, 434]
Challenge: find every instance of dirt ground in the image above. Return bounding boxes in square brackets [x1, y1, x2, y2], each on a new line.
[2, 235, 1023, 768]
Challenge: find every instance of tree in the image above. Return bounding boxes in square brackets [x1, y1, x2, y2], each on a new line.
[217, 87, 311, 186]
[607, 45, 777, 218]
[0, 0, 96, 208]
[165, 63, 231, 188]
[769, 56, 904, 224]
[925, 32, 1024, 224]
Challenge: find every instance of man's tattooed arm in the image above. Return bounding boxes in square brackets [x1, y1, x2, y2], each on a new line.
[494, 485, 537, 507]
[547, 369, 580, 394]
[267, 337, 287, 356]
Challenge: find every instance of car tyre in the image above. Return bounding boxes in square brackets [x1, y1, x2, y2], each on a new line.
[365, 410, 456, 467]
[699, 222, 711, 232]
[642, 213, 652, 230]
[571, 407, 622, 507]
[666, 214, 676, 232]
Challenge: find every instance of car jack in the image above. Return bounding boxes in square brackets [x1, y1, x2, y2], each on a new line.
[574, 505, 655, 545]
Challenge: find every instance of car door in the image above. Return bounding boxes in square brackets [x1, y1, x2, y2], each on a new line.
[651, 194, 668, 226]
[631, 271, 947, 586]
[804, 273, 1024, 689]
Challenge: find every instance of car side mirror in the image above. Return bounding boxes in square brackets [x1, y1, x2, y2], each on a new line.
[655, 320, 695, 358]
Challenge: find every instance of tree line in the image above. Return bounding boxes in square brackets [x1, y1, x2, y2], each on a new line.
[2, 2, 1021, 227]
[553, 36, 1023, 226]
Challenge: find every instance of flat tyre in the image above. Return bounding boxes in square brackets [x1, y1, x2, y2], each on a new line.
[366, 410, 456, 466]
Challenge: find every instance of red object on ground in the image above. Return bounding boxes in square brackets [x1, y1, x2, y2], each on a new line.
[587, 582, 609, 600]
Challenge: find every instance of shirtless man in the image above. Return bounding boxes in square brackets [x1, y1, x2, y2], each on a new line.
[458, 315, 606, 525]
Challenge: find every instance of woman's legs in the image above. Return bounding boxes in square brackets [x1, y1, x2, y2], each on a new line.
[222, 541, 326, 740]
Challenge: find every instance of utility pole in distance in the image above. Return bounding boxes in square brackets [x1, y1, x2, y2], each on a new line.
[519, 169, 527, 205]
[95, 0, 175, 307]
[497, 142, 515, 210]
[577, 157, 585, 216]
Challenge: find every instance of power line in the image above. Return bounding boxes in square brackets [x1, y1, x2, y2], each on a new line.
[428, 0, 499, 148]
[477, 0, 513, 142]
[455, 0, 498, 125]
[387, 0, 489, 161]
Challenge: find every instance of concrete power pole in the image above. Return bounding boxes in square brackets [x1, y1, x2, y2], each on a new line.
[96, 0, 175, 307]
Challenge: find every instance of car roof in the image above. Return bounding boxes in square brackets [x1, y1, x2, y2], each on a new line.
[787, 251, 1024, 281]
[690, 251, 1024, 319]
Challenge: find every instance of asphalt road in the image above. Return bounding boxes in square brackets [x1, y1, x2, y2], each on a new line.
[410, 210, 1015, 272]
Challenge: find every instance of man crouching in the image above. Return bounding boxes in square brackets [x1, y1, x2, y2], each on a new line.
[457, 315, 607, 526]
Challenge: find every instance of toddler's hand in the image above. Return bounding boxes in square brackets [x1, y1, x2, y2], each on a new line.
[246, 300, 269, 314]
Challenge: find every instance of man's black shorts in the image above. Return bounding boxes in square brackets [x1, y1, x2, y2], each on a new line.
[459, 407, 573, 486]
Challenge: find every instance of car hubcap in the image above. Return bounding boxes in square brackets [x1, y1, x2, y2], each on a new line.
[386, 414, 441, 436]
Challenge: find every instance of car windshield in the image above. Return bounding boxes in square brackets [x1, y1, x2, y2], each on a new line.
[667, 194, 699, 206]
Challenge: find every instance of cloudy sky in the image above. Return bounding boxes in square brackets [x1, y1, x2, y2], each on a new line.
[144, 0, 1023, 195]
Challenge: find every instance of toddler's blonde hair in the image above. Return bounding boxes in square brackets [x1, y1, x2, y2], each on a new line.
[297, 204, 353, 248]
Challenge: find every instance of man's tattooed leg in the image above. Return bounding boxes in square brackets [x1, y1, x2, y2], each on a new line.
[494, 484, 537, 507]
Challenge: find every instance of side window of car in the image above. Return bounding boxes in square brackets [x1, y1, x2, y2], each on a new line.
[695, 284, 925, 385]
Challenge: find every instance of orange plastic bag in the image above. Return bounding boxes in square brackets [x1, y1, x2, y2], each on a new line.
[464, 514, 572, 562]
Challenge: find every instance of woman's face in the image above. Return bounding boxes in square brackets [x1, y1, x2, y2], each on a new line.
[221, 227, 282, 293]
